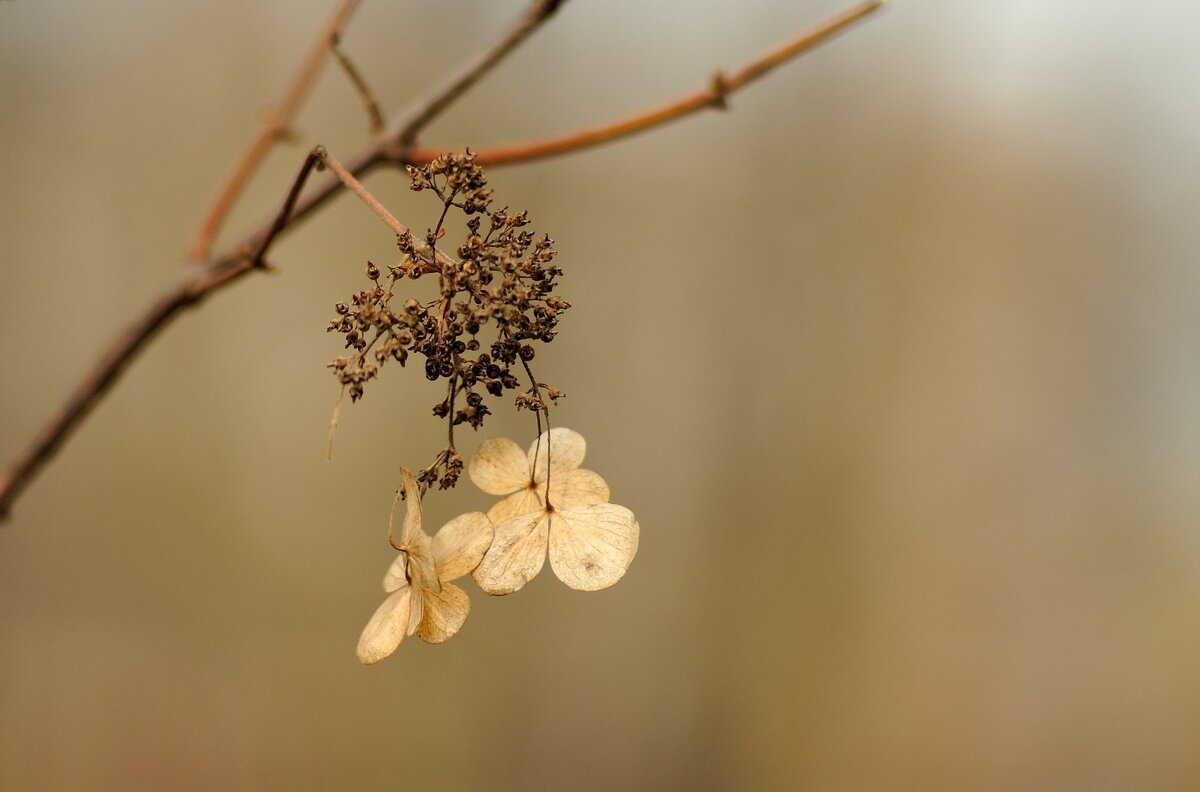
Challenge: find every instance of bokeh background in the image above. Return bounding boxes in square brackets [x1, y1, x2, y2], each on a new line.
[3, 1, 1200, 789]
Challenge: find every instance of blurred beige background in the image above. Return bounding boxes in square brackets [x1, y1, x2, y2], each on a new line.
[3, 1, 1200, 789]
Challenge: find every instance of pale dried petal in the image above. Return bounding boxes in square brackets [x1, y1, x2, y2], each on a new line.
[356, 587, 412, 664]
[529, 427, 586, 484]
[433, 512, 494, 581]
[407, 586, 425, 636]
[416, 582, 471, 644]
[487, 487, 542, 523]
[468, 437, 530, 495]
[473, 512, 551, 595]
[548, 504, 639, 592]
[546, 468, 610, 510]
[407, 530, 440, 595]
[382, 553, 408, 593]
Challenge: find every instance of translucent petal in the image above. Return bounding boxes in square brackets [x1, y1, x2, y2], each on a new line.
[396, 467, 424, 547]
[356, 587, 412, 664]
[473, 512, 551, 595]
[468, 437, 530, 495]
[407, 586, 425, 636]
[529, 427, 586, 484]
[382, 552, 408, 593]
[546, 468, 610, 510]
[416, 582, 471, 644]
[487, 488, 542, 523]
[548, 504, 640, 592]
[407, 529, 440, 595]
[433, 512, 494, 581]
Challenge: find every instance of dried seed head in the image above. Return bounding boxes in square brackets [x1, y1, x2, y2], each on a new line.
[327, 151, 569, 487]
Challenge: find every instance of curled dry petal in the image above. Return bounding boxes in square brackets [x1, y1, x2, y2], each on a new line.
[468, 437, 530, 495]
[529, 427, 587, 484]
[433, 512, 494, 581]
[416, 583, 471, 644]
[357, 586, 413, 664]
[547, 503, 639, 592]
[394, 467, 440, 595]
[473, 512, 551, 595]
[396, 467, 425, 547]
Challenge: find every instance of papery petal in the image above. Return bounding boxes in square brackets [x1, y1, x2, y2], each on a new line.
[473, 512, 551, 595]
[407, 586, 425, 636]
[469, 437, 530, 495]
[548, 504, 639, 592]
[416, 582, 471, 644]
[382, 552, 408, 593]
[356, 587, 412, 664]
[546, 468, 610, 510]
[395, 467, 425, 547]
[529, 427, 586, 484]
[407, 529, 440, 594]
[487, 488, 541, 523]
[433, 512, 494, 581]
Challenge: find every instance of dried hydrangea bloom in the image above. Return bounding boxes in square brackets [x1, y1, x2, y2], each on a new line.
[468, 428, 639, 595]
[357, 468, 493, 664]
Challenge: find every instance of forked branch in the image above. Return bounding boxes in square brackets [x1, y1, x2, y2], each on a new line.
[0, 0, 884, 520]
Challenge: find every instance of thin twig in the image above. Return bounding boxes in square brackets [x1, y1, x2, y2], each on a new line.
[406, 0, 885, 167]
[317, 149, 410, 238]
[388, 0, 568, 151]
[251, 149, 328, 266]
[0, 0, 880, 520]
[187, 0, 363, 262]
[331, 33, 386, 136]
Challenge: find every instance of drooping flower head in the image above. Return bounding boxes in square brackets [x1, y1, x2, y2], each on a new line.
[468, 428, 639, 595]
[357, 468, 493, 664]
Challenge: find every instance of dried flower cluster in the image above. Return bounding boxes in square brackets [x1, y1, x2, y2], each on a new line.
[358, 428, 639, 664]
[327, 151, 568, 491]
[321, 156, 636, 664]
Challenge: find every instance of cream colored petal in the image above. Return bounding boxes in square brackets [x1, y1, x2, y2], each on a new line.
[487, 488, 542, 523]
[548, 504, 639, 592]
[529, 427, 587, 484]
[468, 437, 530, 495]
[546, 468, 610, 510]
[382, 552, 409, 593]
[433, 512, 494, 581]
[407, 585, 425, 636]
[356, 587, 412, 664]
[407, 534, 440, 596]
[473, 512, 551, 595]
[416, 582, 471, 644]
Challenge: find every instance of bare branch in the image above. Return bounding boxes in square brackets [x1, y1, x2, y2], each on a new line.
[387, 0, 569, 150]
[317, 149, 410, 238]
[409, 0, 886, 167]
[187, 0, 364, 262]
[331, 33, 386, 137]
[0, 0, 880, 520]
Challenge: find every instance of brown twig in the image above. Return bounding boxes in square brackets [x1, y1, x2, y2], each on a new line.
[251, 149, 328, 266]
[331, 33, 386, 136]
[0, 0, 882, 520]
[317, 149, 410, 238]
[186, 0, 363, 262]
[389, 0, 569, 151]
[407, 0, 885, 167]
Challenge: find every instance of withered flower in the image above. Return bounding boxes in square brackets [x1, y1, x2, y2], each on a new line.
[468, 428, 639, 594]
[357, 468, 492, 664]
